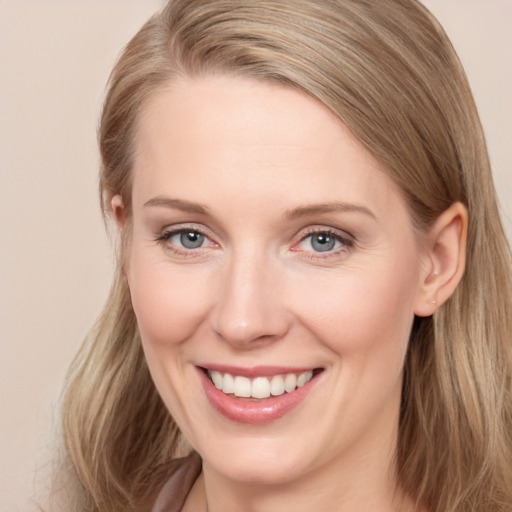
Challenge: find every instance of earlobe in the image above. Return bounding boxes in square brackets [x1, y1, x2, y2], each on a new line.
[111, 195, 126, 230]
[414, 202, 468, 317]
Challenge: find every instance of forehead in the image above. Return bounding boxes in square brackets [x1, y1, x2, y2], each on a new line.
[131, 74, 406, 219]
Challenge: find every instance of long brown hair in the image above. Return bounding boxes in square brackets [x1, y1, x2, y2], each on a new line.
[58, 1, 512, 510]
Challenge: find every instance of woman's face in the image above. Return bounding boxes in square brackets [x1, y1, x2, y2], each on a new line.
[125, 75, 430, 486]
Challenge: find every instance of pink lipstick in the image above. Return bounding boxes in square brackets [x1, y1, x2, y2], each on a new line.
[197, 366, 322, 424]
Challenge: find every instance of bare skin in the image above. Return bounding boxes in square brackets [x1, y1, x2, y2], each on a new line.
[115, 75, 466, 512]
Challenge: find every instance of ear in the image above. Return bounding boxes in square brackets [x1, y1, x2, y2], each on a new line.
[111, 194, 132, 278]
[111, 195, 126, 230]
[414, 202, 468, 317]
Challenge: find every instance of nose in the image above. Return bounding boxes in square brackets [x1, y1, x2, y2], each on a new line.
[210, 250, 290, 348]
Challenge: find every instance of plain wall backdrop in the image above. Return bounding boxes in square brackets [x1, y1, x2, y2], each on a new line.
[0, 1, 511, 510]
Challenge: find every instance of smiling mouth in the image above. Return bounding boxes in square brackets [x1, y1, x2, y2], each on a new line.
[203, 368, 324, 400]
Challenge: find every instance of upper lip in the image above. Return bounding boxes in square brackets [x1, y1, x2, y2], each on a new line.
[198, 364, 322, 378]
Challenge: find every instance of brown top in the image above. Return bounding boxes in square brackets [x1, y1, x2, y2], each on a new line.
[151, 453, 202, 512]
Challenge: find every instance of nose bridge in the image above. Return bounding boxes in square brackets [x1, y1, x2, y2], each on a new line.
[211, 245, 288, 347]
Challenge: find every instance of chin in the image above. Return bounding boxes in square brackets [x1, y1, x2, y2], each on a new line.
[196, 431, 320, 486]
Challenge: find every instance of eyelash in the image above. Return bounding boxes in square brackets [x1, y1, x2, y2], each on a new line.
[154, 226, 354, 259]
[154, 225, 214, 257]
[294, 228, 354, 259]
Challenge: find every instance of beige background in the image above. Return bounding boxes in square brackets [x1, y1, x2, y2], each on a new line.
[0, 1, 511, 510]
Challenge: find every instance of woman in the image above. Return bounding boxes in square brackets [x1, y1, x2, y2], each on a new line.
[56, 0, 512, 511]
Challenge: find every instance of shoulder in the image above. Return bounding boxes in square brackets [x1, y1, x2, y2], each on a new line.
[151, 452, 202, 512]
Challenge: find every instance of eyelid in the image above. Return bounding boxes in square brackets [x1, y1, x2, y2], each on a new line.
[297, 225, 354, 243]
[154, 223, 354, 259]
[292, 226, 355, 258]
[155, 223, 218, 254]
[156, 223, 210, 239]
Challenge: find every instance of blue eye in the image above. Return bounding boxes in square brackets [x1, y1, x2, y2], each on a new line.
[156, 228, 210, 252]
[175, 231, 205, 249]
[309, 232, 338, 252]
[295, 229, 352, 255]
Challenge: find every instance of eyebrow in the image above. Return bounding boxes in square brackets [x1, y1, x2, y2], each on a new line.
[143, 197, 209, 215]
[143, 196, 376, 221]
[284, 202, 376, 221]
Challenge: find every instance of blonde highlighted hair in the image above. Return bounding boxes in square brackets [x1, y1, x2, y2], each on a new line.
[58, 1, 512, 510]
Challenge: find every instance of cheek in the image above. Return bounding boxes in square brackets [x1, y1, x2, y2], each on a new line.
[126, 246, 215, 435]
[127, 247, 213, 348]
[295, 257, 418, 364]
[293, 262, 418, 438]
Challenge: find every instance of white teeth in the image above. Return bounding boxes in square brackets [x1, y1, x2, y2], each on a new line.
[284, 373, 297, 392]
[270, 375, 285, 396]
[251, 377, 271, 399]
[211, 370, 223, 390]
[207, 370, 315, 399]
[222, 373, 235, 394]
[297, 370, 313, 387]
[233, 376, 251, 397]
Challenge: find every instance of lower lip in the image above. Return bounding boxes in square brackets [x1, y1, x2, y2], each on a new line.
[198, 368, 319, 425]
